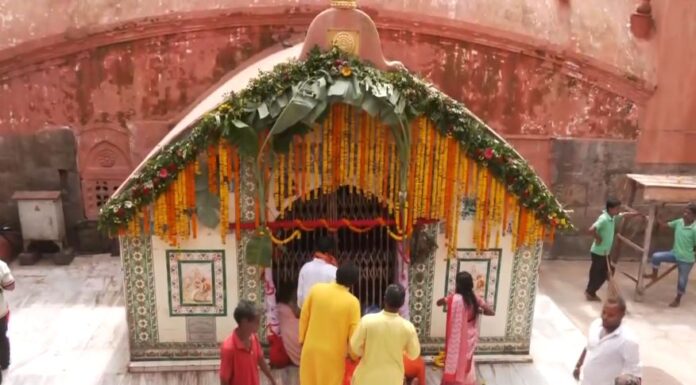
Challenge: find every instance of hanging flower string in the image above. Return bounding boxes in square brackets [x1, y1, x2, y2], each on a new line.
[118, 105, 559, 251]
[102, 49, 571, 250]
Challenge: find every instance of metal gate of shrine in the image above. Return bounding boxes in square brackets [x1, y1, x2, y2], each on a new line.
[272, 186, 396, 309]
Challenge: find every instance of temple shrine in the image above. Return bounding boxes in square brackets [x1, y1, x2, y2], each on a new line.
[100, 0, 571, 366]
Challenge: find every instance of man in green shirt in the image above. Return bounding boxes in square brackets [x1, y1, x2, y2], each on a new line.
[585, 198, 642, 301]
[645, 203, 696, 307]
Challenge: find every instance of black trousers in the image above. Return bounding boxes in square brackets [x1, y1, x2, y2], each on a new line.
[0, 313, 9, 369]
[586, 253, 615, 295]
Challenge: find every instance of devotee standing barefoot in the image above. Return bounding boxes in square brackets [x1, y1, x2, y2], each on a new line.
[643, 203, 696, 307]
[297, 236, 338, 307]
[219, 301, 277, 385]
[349, 284, 420, 385]
[573, 297, 641, 385]
[299, 261, 361, 385]
[585, 199, 642, 302]
[436, 272, 495, 385]
[276, 289, 301, 366]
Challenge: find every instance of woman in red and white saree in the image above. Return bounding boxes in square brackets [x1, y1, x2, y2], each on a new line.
[437, 272, 495, 385]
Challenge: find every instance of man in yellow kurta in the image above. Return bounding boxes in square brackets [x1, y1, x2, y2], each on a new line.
[299, 261, 361, 385]
[349, 284, 421, 385]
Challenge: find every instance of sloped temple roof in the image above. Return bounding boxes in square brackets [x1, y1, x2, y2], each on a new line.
[98, 48, 572, 234]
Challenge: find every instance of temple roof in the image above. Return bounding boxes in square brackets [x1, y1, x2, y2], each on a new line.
[98, 47, 572, 233]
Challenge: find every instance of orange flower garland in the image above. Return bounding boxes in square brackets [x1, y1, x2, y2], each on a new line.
[118, 103, 552, 254]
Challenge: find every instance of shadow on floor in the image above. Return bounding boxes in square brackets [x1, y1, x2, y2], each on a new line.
[642, 366, 684, 385]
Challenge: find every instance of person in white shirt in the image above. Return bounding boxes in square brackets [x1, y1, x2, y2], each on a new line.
[573, 297, 641, 385]
[297, 236, 338, 308]
[0, 259, 16, 374]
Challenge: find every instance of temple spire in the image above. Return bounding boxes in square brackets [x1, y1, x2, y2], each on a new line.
[330, 0, 358, 9]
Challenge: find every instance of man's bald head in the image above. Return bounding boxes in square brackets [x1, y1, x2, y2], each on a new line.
[615, 374, 640, 385]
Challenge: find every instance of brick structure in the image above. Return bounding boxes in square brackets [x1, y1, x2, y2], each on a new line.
[1, 1, 695, 256]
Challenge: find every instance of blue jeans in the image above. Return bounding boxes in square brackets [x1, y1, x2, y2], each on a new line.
[651, 251, 695, 295]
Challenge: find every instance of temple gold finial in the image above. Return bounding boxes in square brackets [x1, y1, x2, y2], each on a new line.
[330, 0, 357, 9]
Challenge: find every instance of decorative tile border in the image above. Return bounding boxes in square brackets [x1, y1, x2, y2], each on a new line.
[408, 223, 437, 338]
[503, 246, 541, 349]
[444, 249, 502, 312]
[412, 241, 542, 356]
[121, 236, 158, 347]
[166, 250, 227, 316]
[237, 159, 268, 343]
[121, 236, 221, 360]
[121, 158, 542, 359]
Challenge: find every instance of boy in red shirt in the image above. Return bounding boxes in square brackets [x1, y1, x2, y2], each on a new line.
[220, 300, 277, 385]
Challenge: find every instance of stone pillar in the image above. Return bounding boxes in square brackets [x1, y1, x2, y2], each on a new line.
[636, 0, 696, 166]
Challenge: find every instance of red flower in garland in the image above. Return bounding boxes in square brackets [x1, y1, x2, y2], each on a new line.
[159, 168, 169, 178]
[483, 148, 495, 160]
[167, 163, 177, 173]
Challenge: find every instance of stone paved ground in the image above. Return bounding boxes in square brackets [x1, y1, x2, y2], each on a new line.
[539, 259, 695, 385]
[2, 255, 693, 384]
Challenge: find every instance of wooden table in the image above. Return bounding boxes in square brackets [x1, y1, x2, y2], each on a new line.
[611, 174, 696, 300]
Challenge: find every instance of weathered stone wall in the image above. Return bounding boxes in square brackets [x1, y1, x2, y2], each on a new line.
[550, 139, 635, 257]
[0, 128, 83, 247]
[1, 4, 694, 256]
[0, 1, 653, 81]
[549, 139, 695, 259]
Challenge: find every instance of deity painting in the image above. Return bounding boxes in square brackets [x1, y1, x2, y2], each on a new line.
[457, 260, 489, 299]
[445, 249, 501, 312]
[167, 250, 227, 316]
[181, 263, 214, 305]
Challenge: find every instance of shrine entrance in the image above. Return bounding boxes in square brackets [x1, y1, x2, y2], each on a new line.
[272, 186, 397, 310]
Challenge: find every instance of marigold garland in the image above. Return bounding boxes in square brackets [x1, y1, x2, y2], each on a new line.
[270, 229, 302, 245]
[105, 50, 572, 253]
[132, 108, 554, 252]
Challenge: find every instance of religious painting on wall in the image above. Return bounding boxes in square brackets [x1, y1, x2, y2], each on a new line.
[166, 250, 227, 316]
[444, 249, 501, 312]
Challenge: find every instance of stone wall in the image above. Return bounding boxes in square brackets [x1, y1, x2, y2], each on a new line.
[0, 128, 83, 248]
[0, 1, 653, 81]
[549, 138, 695, 259]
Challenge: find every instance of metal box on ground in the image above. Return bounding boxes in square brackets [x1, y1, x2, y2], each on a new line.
[11, 191, 74, 265]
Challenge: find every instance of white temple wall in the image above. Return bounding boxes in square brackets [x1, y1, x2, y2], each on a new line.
[150, 225, 239, 343]
[429, 219, 514, 341]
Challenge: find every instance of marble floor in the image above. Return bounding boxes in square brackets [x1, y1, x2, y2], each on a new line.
[3, 254, 691, 384]
[539, 259, 696, 385]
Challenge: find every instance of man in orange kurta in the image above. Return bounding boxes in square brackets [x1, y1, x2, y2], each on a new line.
[299, 262, 361, 385]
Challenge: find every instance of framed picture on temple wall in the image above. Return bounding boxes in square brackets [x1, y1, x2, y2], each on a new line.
[443, 249, 501, 312]
[167, 250, 227, 316]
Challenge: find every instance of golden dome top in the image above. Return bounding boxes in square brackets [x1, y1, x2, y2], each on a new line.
[330, 0, 358, 9]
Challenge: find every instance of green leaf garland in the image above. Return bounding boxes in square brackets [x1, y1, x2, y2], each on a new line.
[98, 47, 573, 235]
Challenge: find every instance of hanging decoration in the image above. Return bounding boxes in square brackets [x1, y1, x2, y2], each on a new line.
[100, 47, 572, 252]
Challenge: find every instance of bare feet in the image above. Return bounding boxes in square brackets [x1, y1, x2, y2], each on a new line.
[585, 292, 601, 302]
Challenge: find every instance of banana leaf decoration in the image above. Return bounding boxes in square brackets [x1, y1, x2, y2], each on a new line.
[245, 228, 273, 267]
[194, 154, 220, 229]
